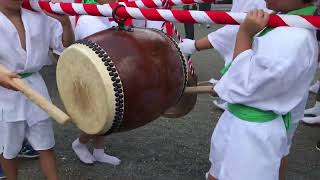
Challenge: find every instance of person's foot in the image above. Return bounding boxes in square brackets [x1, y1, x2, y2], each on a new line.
[304, 101, 320, 116]
[206, 24, 211, 28]
[17, 144, 39, 158]
[72, 139, 95, 164]
[93, 149, 121, 165]
[316, 140, 320, 151]
[0, 167, 6, 179]
[213, 99, 227, 111]
[309, 81, 320, 94]
[302, 116, 320, 125]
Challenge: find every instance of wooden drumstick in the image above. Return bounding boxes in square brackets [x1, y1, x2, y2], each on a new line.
[0, 65, 71, 124]
[184, 86, 214, 94]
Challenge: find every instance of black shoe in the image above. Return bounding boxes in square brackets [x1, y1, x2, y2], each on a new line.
[17, 144, 39, 158]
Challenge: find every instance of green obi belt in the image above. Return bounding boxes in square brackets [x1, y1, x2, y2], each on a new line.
[227, 103, 291, 130]
[18, 72, 33, 79]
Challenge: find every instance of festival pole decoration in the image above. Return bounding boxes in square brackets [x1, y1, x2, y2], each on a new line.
[22, 1, 320, 29]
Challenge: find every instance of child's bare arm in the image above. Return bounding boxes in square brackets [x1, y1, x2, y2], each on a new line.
[60, 19, 74, 47]
[44, 0, 75, 47]
[195, 37, 213, 50]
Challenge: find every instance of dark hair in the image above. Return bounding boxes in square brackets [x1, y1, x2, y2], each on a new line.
[316, 0, 320, 15]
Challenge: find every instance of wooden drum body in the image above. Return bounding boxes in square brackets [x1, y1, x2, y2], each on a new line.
[57, 28, 189, 135]
[162, 71, 197, 118]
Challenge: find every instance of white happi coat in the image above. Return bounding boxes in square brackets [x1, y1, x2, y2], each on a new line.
[208, 0, 308, 155]
[0, 8, 64, 126]
[207, 0, 268, 65]
[75, 15, 118, 40]
[210, 27, 318, 180]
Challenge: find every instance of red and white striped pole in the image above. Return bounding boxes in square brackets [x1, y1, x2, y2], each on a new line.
[22, 1, 320, 29]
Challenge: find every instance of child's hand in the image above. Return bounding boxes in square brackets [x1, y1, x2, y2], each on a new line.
[43, 0, 70, 26]
[239, 9, 269, 37]
[0, 72, 20, 91]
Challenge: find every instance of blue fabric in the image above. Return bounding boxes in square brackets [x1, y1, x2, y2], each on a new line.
[0, 166, 5, 179]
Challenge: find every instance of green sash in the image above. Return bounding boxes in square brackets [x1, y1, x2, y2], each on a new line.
[18, 72, 33, 79]
[227, 104, 291, 130]
[220, 5, 316, 130]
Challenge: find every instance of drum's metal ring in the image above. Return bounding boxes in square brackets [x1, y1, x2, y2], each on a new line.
[150, 28, 189, 95]
[75, 39, 125, 135]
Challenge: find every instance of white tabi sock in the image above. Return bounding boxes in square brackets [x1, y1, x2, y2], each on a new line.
[304, 101, 320, 116]
[302, 115, 320, 124]
[72, 138, 95, 164]
[309, 80, 320, 94]
[93, 149, 121, 165]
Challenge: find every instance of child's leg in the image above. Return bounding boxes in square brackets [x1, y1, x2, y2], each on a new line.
[38, 149, 58, 180]
[92, 135, 105, 149]
[92, 136, 121, 165]
[79, 133, 93, 144]
[26, 120, 57, 178]
[72, 133, 95, 164]
[279, 156, 288, 180]
[207, 174, 217, 180]
[0, 121, 26, 180]
[0, 156, 18, 180]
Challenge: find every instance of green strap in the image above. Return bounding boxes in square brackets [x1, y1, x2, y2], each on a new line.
[219, 63, 232, 76]
[83, 0, 97, 4]
[228, 103, 291, 130]
[287, 5, 316, 15]
[282, 113, 292, 131]
[18, 73, 33, 79]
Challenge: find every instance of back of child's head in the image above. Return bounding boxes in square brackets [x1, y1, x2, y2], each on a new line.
[0, 0, 23, 11]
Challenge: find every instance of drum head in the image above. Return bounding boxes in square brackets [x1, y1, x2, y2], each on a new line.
[56, 44, 118, 135]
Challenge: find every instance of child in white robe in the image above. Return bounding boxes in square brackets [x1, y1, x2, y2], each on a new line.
[0, 0, 74, 179]
[180, 1, 316, 179]
[206, 1, 317, 179]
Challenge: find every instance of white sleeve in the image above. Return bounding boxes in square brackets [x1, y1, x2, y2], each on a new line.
[49, 17, 65, 55]
[214, 32, 317, 114]
[75, 16, 111, 40]
[207, 25, 239, 64]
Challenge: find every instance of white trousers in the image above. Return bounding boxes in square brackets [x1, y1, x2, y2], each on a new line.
[209, 111, 287, 180]
[0, 119, 55, 159]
